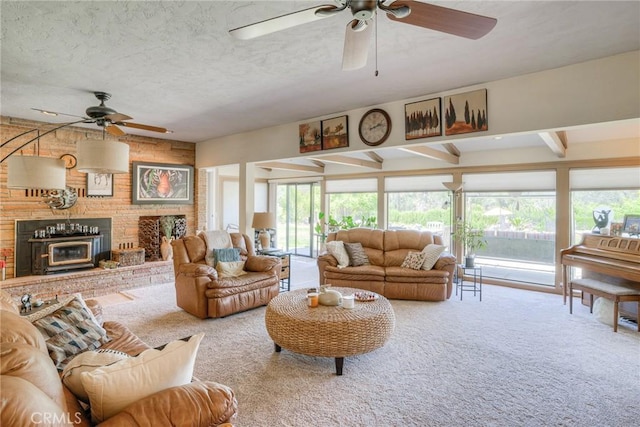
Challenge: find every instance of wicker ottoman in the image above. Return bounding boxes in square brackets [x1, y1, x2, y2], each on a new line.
[265, 287, 395, 375]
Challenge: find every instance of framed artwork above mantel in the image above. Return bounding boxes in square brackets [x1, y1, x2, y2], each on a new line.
[132, 162, 194, 205]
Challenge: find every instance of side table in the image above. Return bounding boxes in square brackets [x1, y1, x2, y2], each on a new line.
[258, 249, 291, 292]
[456, 264, 482, 301]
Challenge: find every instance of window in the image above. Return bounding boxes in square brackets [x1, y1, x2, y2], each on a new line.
[463, 171, 557, 286]
[385, 175, 453, 248]
[326, 178, 377, 230]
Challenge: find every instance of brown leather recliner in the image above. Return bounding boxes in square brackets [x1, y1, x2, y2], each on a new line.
[171, 232, 281, 319]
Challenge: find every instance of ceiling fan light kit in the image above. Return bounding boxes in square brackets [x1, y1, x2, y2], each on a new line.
[7, 156, 66, 190]
[229, 0, 497, 71]
[76, 139, 130, 174]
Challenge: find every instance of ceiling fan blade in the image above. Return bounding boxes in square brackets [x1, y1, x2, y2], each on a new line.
[115, 121, 171, 134]
[342, 19, 373, 71]
[104, 113, 132, 122]
[229, 5, 338, 40]
[31, 108, 87, 119]
[387, 1, 497, 40]
[105, 124, 126, 136]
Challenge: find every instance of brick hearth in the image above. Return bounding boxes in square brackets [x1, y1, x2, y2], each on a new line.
[0, 261, 173, 300]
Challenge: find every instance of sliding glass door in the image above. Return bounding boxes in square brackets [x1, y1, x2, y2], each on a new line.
[276, 183, 320, 257]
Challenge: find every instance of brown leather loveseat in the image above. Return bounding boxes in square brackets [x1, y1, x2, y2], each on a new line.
[317, 228, 456, 301]
[172, 232, 281, 319]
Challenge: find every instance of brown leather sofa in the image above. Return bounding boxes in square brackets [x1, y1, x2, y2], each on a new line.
[171, 232, 281, 319]
[317, 228, 457, 301]
[0, 291, 237, 426]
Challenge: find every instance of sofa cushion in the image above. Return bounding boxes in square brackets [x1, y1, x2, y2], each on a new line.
[0, 342, 67, 410]
[325, 240, 349, 268]
[344, 242, 371, 266]
[216, 261, 247, 278]
[62, 349, 131, 403]
[0, 376, 69, 427]
[81, 333, 204, 423]
[421, 244, 446, 270]
[401, 251, 427, 270]
[0, 310, 48, 354]
[32, 294, 110, 371]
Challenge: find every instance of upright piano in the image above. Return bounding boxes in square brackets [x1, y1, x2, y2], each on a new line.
[561, 233, 640, 321]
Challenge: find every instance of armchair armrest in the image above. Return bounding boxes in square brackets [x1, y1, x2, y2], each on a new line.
[244, 255, 280, 273]
[177, 263, 218, 281]
[98, 381, 237, 427]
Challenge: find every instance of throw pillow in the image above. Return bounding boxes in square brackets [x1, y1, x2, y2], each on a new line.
[201, 230, 232, 249]
[325, 241, 349, 268]
[206, 247, 241, 267]
[23, 294, 75, 323]
[344, 242, 371, 267]
[32, 294, 110, 371]
[401, 251, 428, 270]
[421, 244, 446, 270]
[62, 349, 131, 403]
[216, 261, 247, 278]
[81, 333, 204, 423]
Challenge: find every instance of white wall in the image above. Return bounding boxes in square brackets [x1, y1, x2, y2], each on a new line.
[196, 51, 640, 169]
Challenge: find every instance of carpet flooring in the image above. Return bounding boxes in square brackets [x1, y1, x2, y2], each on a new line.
[101, 279, 640, 427]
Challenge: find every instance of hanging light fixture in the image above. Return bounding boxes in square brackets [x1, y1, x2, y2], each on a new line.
[2, 128, 68, 190]
[76, 139, 129, 174]
[7, 155, 66, 189]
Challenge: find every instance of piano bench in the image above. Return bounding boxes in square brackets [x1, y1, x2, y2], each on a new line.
[569, 278, 640, 332]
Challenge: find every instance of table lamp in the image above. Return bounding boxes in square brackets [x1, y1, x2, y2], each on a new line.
[252, 212, 276, 250]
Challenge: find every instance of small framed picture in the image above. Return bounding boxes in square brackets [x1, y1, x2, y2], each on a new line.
[444, 88, 488, 136]
[321, 115, 349, 150]
[299, 121, 322, 153]
[86, 173, 114, 197]
[622, 214, 640, 235]
[405, 97, 441, 140]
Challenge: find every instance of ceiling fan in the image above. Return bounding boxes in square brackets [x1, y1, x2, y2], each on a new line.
[229, 0, 497, 70]
[32, 92, 171, 136]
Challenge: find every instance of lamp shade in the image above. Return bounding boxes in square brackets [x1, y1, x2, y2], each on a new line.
[7, 156, 66, 189]
[252, 212, 276, 229]
[76, 140, 130, 174]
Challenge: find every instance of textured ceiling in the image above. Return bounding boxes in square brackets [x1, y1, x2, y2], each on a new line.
[1, 1, 639, 146]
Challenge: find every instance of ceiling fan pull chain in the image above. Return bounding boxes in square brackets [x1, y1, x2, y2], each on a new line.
[375, 8, 379, 77]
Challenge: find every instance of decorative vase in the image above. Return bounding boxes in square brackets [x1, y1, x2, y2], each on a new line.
[160, 236, 173, 261]
[318, 285, 343, 306]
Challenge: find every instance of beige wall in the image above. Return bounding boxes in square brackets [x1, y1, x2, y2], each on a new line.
[0, 117, 198, 279]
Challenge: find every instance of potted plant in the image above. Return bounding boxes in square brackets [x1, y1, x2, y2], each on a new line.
[451, 220, 487, 267]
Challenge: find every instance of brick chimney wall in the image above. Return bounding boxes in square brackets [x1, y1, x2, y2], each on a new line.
[0, 116, 202, 280]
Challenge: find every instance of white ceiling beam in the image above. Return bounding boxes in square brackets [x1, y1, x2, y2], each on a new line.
[312, 154, 382, 169]
[398, 145, 460, 164]
[539, 131, 567, 158]
[256, 161, 324, 173]
[365, 151, 384, 163]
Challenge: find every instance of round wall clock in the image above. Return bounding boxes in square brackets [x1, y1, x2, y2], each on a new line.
[358, 108, 391, 146]
[60, 154, 77, 169]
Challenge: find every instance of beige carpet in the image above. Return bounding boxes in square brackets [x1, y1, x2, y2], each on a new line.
[101, 281, 640, 427]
